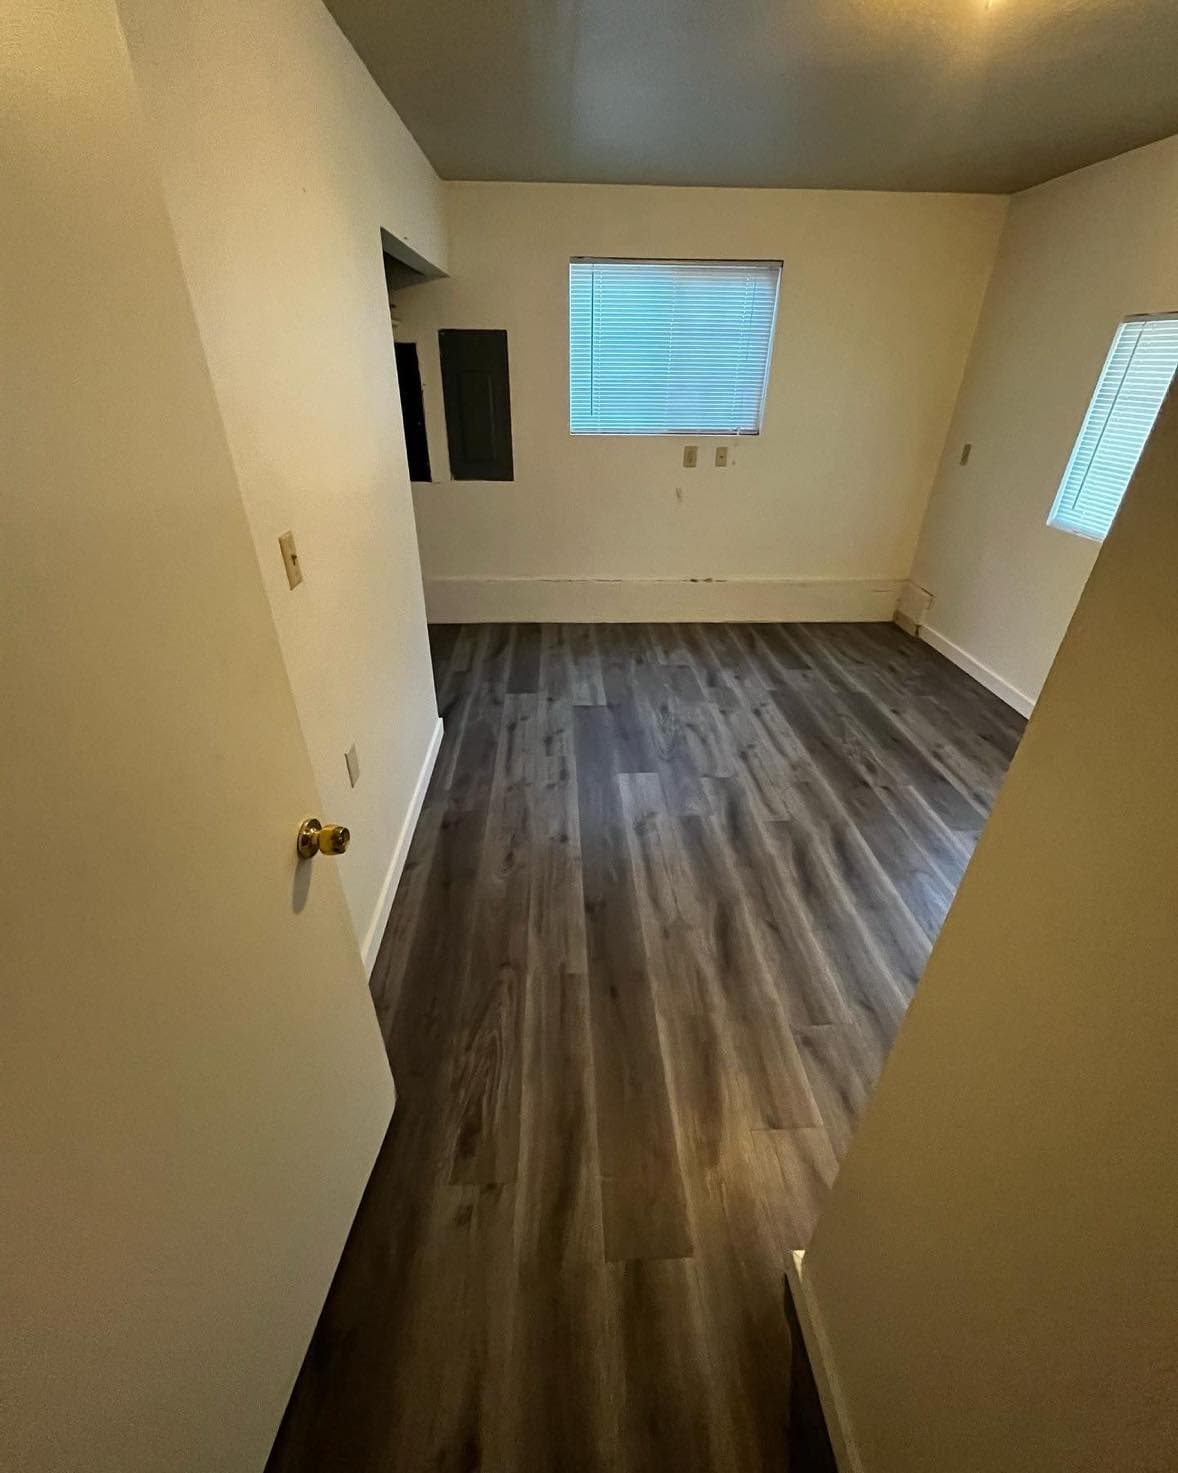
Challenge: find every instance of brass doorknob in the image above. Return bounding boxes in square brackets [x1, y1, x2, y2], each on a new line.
[296, 817, 351, 859]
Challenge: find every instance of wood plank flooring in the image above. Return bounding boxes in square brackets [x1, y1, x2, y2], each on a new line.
[267, 622, 1024, 1473]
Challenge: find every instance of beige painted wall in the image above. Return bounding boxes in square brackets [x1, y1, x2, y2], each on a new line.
[119, 0, 448, 961]
[800, 388, 1178, 1471]
[910, 133, 1178, 708]
[2, 3, 394, 1468]
[396, 182, 1007, 620]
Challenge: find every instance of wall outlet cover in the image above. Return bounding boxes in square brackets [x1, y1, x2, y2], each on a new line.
[345, 743, 360, 788]
[715, 446, 729, 467]
[278, 530, 303, 589]
[683, 445, 698, 468]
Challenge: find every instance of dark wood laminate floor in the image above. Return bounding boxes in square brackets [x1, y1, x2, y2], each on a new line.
[267, 622, 1024, 1473]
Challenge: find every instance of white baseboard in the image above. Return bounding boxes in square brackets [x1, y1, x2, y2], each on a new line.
[893, 580, 932, 638]
[360, 715, 444, 975]
[918, 624, 1036, 717]
[423, 576, 904, 624]
[786, 1250, 865, 1473]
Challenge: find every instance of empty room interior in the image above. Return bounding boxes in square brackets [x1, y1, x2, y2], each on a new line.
[8, 1, 1178, 1470]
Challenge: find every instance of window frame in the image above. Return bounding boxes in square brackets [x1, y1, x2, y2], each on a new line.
[568, 256, 783, 439]
[1047, 310, 1178, 543]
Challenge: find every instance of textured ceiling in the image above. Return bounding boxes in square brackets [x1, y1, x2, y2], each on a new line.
[325, 0, 1178, 193]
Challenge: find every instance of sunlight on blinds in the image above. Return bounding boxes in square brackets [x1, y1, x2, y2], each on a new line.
[1049, 314, 1178, 541]
[569, 259, 781, 436]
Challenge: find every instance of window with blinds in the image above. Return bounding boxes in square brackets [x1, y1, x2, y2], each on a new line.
[569, 258, 781, 435]
[1048, 313, 1178, 541]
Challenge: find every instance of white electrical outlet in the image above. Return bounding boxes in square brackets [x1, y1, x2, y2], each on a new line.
[715, 446, 729, 467]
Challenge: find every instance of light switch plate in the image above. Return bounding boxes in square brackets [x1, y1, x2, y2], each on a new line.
[683, 445, 698, 468]
[278, 530, 303, 589]
[715, 446, 729, 467]
[345, 743, 361, 788]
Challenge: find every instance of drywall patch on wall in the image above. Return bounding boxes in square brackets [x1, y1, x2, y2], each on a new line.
[424, 575, 904, 623]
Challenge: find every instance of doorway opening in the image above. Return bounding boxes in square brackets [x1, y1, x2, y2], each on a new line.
[380, 227, 443, 485]
[395, 342, 431, 482]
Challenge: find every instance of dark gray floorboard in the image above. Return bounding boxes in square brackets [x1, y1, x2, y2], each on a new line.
[267, 621, 1022, 1473]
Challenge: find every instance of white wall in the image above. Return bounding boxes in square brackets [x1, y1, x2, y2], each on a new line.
[795, 387, 1178, 1472]
[910, 133, 1178, 709]
[119, 0, 448, 963]
[3, 3, 394, 1467]
[396, 182, 1007, 621]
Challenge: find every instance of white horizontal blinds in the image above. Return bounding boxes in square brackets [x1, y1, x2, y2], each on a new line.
[1049, 314, 1178, 540]
[569, 259, 781, 435]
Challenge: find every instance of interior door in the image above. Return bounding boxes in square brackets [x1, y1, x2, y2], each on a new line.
[2, 7, 394, 1471]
